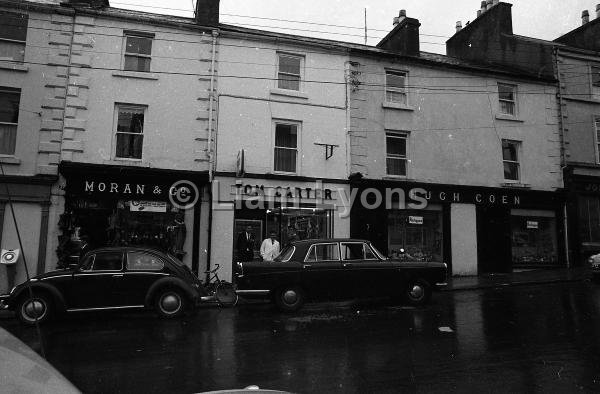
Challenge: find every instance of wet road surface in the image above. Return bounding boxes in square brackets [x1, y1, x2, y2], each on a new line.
[2, 281, 600, 393]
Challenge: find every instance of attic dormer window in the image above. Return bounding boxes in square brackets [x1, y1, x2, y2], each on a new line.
[385, 71, 407, 105]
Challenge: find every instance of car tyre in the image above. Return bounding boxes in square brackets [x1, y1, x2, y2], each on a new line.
[274, 285, 305, 312]
[16, 293, 53, 325]
[404, 279, 431, 306]
[155, 289, 186, 318]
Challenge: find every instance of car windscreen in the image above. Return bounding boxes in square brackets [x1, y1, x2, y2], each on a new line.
[165, 253, 187, 267]
[369, 243, 387, 260]
[273, 245, 295, 262]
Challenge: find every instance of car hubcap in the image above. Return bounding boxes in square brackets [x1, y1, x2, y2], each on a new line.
[23, 300, 46, 321]
[282, 290, 298, 305]
[160, 294, 181, 313]
[409, 285, 424, 300]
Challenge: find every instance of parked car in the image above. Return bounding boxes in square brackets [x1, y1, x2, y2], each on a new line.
[235, 239, 447, 312]
[588, 253, 600, 281]
[0, 247, 205, 325]
[0, 327, 80, 393]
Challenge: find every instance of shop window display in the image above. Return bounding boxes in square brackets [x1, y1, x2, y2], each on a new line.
[511, 215, 558, 266]
[387, 210, 442, 262]
[266, 207, 332, 247]
[57, 198, 187, 267]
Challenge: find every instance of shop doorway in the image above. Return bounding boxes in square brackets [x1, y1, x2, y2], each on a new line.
[477, 206, 511, 274]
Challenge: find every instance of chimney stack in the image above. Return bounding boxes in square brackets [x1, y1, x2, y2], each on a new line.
[195, 0, 220, 26]
[456, 21, 462, 32]
[393, 9, 407, 26]
[582, 10, 590, 25]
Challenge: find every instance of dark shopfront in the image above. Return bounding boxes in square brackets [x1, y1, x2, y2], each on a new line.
[564, 166, 600, 265]
[58, 163, 207, 272]
[350, 179, 566, 274]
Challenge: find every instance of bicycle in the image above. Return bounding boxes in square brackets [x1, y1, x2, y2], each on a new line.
[202, 264, 239, 307]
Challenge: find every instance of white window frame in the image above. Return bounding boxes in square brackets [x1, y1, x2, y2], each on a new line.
[385, 70, 408, 105]
[498, 82, 517, 116]
[0, 13, 27, 63]
[386, 131, 409, 177]
[277, 53, 303, 91]
[0, 87, 20, 156]
[502, 139, 521, 182]
[122, 31, 153, 72]
[272, 120, 300, 174]
[113, 104, 146, 161]
[595, 116, 600, 164]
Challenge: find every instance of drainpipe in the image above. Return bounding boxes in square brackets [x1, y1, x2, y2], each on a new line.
[554, 46, 570, 267]
[205, 28, 218, 279]
[207, 29, 219, 182]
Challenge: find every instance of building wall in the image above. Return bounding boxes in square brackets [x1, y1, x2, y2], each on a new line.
[216, 35, 349, 179]
[348, 56, 562, 191]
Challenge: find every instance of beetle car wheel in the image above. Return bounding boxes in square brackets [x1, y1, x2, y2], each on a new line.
[404, 279, 432, 306]
[17, 294, 52, 325]
[275, 286, 305, 312]
[155, 289, 186, 318]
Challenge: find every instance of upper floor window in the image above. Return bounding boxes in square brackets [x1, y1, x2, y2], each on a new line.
[277, 54, 302, 91]
[502, 139, 520, 181]
[595, 117, 600, 163]
[498, 83, 517, 115]
[123, 31, 153, 72]
[385, 71, 407, 104]
[0, 12, 27, 62]
[115, 104, 145, 160]
[0, 87, 20, 155]
[274, 122, 298, 173]
[592, 66, 600, 88]
[386, 132, 408, 177]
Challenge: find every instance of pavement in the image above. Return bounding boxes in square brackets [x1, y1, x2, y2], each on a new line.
[442, 266, 593, 291]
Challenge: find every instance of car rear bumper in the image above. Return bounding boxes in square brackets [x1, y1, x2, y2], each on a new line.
[236, 289, 270, 296]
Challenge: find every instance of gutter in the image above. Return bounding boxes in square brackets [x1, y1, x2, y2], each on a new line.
[205, 29, 218, 280]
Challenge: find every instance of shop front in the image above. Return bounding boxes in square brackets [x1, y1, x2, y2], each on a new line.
[58, 163, 208, 272]
[564, 166, 600, 265]
[350, 178, 566, 275]
[211, 175, 350, 280]
[0, 174, 56, 293]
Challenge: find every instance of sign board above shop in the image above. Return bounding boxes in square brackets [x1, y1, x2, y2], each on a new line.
[129, 200, 167, 213]
[408, 216, 423, 225]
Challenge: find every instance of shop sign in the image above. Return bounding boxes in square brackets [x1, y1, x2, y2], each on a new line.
[234, 183, 334, 201]
[130, 200, 168, 213]
[68, 179, 197, 203]
[408, 216, 423, 225]
[526, 220, 539, 229]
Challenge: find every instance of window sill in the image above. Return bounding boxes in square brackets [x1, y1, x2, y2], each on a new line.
[112, 71, 159, 80]
[383, 175, 411, 180]
[501, 182, 530, 189]
[0, 61, 28, 72]
[495, 114, 523, 122]
[270, 88, 308, 99]
[0, 156, 21, 165]
[112, 157, 143, 162]
[382, 102, 414, 111]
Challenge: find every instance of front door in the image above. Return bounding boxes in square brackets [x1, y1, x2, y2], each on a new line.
[68, 251, 125, 309]
[477, 206, 511, 274]
[301, 243, 345, 300]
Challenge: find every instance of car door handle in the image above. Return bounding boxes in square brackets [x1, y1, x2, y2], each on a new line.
[343, 263, 353, 268]
[112, 274, 124, 278]
[302, 264, 312, 269]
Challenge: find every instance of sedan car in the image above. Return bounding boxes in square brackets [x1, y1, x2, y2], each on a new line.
[0, 247, 205, 325]
[235, 239, 447, 312]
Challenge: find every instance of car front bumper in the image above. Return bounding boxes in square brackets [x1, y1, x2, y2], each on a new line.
[0, 295, 9, 310]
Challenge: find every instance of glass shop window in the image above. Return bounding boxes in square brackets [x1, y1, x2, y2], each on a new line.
[387, 210, 443, 261]
[511, 215, 558, 266]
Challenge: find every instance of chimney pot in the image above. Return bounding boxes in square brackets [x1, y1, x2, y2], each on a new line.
[480, 1, 487, 13]
[399, 9, 406, 18]
[477, 10, 482, 17]
[583, 10, 590, 25]
[492, 0, 499, 5]
[596, 4, 600, 18]
[486, 0, 492, 10]
[456, 21, 462, 32]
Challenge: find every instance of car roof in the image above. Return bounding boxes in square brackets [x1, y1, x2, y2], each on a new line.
[290, 238, 371, 246]
[84, 246, 169, 256]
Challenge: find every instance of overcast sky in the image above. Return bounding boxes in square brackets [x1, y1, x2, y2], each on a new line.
[110, 0, 598, 53]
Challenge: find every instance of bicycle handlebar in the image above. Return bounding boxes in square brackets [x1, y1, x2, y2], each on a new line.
[204, 263, 220, 274]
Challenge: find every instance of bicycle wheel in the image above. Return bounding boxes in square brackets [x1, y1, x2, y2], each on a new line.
[215, 282, 238, 307]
